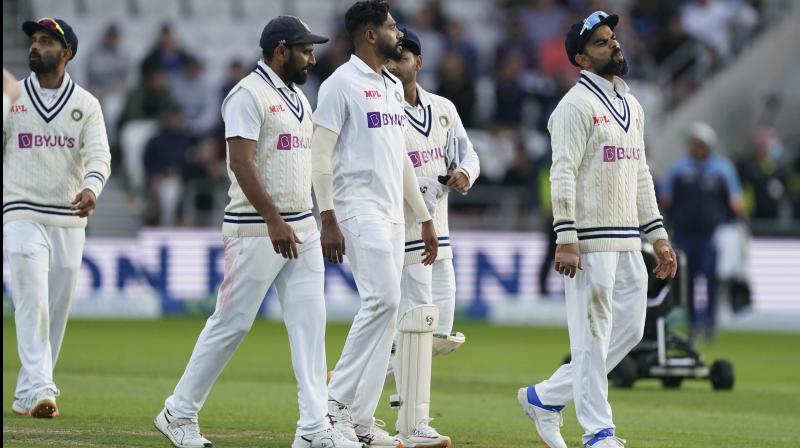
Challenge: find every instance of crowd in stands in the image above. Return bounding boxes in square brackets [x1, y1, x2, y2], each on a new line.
[69, 0, 797, 233]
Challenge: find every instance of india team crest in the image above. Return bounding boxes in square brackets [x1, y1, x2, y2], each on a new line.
[71, 108, 83, 121]
[395, 91, 403, 103]
[439, 115, 449, 127]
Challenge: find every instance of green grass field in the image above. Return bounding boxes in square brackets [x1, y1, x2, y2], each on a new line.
[3, 318, 799, 447]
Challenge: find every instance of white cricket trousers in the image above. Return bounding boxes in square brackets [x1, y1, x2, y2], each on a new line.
[328, 214, 404, 428]
[3, 220, 85, 402]
[165, 228, 329, 436]
[398, 259, 456, 335]
[535, 251, 647, 443]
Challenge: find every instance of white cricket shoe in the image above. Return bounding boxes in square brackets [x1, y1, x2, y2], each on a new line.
[30, 389, 58, 418]
[354, 419, 404, 447]
[517, 387, 567, 448]
[292, 427, 367, 448]
[327, 400, 359, 442]
[397, 419, 452, 447]
[154, 408, 212, 448]
[585, 436, 626, 447]
[12, 397, 30, 416]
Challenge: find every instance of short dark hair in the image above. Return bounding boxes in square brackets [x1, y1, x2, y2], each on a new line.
[345, 0, 390, 39]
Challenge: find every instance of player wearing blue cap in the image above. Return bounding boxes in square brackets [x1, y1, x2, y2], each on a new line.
[153, 16, 363, 448]
[516, 11, 677, 448]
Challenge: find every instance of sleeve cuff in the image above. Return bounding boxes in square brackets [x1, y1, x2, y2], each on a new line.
[553, 220, 578, 244]
[645, 227, 669, 244]
[80, 181, 102, 199]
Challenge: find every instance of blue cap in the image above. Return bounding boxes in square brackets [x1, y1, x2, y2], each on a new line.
[23, 17, 79, 60]
[399, 26, 421, 55]
[260, 15, 328, 50]
[564, 11, 618, 67]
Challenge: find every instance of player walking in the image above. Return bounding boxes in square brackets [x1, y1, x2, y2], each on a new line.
[384, 27, 479, 447]
[4, 17, 111, 419]
[311, 1, 438, 446]
[153, 17, 363, 448]
[516, 11, 677, 448]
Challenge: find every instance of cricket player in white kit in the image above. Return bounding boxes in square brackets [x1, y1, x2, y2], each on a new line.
[516, 12, 677, 448]
[311, 2, 438, 446]
[153, 17, 363, 448]
[384, 27, 480, 447]
[4, 18, 110, 419]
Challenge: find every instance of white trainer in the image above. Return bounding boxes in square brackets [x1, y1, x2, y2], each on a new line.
[397, 419, 452, 447]
[585, 436, 626, 447]
[327, 400, 359, 442]
[12, 398, 30, 416]
[153, 408, 213, 448]
[517, 387, 567, 448]
[292, 427, 367, 448]
[354, 419, 404, 447]
[30, 389, 58, 418]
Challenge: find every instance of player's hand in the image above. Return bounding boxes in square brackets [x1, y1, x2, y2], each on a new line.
[555, 243, 582, 278]
[71, 189, 97, 217]
[420, 220, 438, 266]
[320, 210, 346, 264]
[446, 169, 470, 194]
[266, 215, 302, 259]
[653, 239, 677, 280]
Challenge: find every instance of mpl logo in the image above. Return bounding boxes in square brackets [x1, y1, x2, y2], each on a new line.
[10, 104, 27, 113]
[603, 145, 640, 162]
[276, 133, 311, 150]
[364, 90, 382, 99]
[366, 112, 405, 129]
[593, 115, 610, 126]
[269, 104, 286, 113]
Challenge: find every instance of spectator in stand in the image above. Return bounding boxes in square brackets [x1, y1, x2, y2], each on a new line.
[494, 18, 537, 71]
[436, 51, 476, 128]
[737, 127, 790, 221]
[681, 0, 758, 66]
[85, 24, 130, 99]
[311, 33, 352, 83]
[660, 122, 744, 341]
[492, 50, 527, 130]
[218, 59, 246, 106]
[143, 105, 191, 226]
[442, 20, 479, 76]
[517, 0, 567, 54]
[171, 56, 216, 139]
[141, 23, 192, 82]
[412, 2, 446, 80]
[182, 137, 226, 226]
[117, 65, 174, 131]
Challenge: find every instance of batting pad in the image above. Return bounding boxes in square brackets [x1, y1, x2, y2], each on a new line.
[396, 304, 439, 436]
[432, 331, 466, 356]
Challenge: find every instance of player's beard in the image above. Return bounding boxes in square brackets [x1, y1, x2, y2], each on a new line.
[29, 50, 61, 74]
[378, 36, 403, 62]
[595, 48, 629, 77]
[284, 53, 310, 85]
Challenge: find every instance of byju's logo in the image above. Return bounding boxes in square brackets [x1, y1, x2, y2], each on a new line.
[276, 133, 310, 150]
[407, 151, 422, 167]
[367, 112, 382, 128]
[603, 145, 640, 162]
[366, 112, 405, 129]
[18, 133, 33, 149]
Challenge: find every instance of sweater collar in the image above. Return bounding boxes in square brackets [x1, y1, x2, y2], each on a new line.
[580, 70, 629, 98]
[29, 71, 72, 98]
[25, 71, 76, 123]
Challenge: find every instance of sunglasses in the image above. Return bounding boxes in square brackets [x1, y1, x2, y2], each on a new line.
[579, 11, 609, 36]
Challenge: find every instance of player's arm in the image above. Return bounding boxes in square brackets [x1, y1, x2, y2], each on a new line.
[549, 101, 590, 277]
[73, 97, 112, 217]
[312, 78, 353, 264]
[225, 89, 301, 259]
[311, 124, 346, 264]
[447, 110, 479, 193]
[634, 111, 676, 279]
[403, 154, 438, 265]
[3, 69, 21, 126]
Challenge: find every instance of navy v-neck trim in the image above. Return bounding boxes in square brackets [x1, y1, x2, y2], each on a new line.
[578, 74, 630, 132]
[405, 104, 432, 137]
[254, 66, 305, 122]
[25, 77, 76, 123]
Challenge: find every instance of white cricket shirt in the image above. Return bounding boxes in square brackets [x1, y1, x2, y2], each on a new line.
[313, 54, 407, 223]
